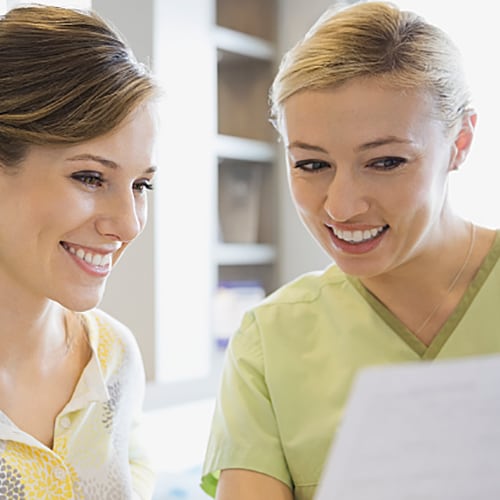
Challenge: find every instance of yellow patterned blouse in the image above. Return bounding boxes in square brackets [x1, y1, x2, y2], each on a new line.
[0, 309, 154, 499]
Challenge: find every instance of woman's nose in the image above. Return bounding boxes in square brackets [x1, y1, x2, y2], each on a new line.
[95, 190, 146, 242]
[323, 168, 369, 222]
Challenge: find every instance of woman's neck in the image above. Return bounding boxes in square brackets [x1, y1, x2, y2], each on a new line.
[0, 299, 68, 368]
[359, 221, 495, 345]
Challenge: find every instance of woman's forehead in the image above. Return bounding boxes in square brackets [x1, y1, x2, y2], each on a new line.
[281, 81, 443, 145]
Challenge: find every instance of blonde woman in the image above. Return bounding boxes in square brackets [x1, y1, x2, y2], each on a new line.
[202, 2, 499, 499]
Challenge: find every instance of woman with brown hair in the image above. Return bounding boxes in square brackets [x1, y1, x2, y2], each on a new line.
[0, 5, 158, 498]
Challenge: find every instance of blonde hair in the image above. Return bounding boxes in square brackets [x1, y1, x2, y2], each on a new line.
[0, 5, 158, 167]
[270, 1, 471, 132]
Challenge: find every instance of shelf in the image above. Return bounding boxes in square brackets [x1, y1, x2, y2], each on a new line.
[216, 243, 276, 265]
[215, 0, 278, 292]
[215, 26, 275, 61]
[216, 0, 276, 42]
[216, 134, 276, 162]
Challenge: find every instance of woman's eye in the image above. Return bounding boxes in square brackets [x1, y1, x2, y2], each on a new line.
[71, 171, 104, 187]
[133, 180, 154, 193]
[294, 159, 330, 172]
[368, 157, 406, 171]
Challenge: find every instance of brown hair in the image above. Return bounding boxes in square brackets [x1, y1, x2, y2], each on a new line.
[270, 1, 471, 133]
[0, 5, 157, 166]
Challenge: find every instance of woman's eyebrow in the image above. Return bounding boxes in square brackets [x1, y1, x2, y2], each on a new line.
[286, 140, 328, 153]
[66, 153, 156, 174]
[67, 153, 119, 169]
[356, 136, 414, 151]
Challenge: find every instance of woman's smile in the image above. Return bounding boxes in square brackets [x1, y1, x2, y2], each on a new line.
[60, 241, 119, 277]
[326, 224, 389, 255]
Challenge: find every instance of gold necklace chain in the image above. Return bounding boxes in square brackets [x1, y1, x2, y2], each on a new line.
[415, 222, 476, 336]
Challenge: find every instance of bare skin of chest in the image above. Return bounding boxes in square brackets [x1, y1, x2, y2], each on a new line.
[0, 341, 91, 448]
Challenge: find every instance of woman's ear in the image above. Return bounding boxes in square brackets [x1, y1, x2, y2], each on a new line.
[449, 111, 477, 171]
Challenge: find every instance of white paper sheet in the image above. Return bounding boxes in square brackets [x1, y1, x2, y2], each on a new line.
[315, 355, 500, 500]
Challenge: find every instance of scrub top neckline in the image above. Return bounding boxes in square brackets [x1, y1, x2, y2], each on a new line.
[347, 230, 500, 359]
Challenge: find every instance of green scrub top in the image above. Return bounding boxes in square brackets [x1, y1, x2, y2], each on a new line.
[202, 231, 500, 500]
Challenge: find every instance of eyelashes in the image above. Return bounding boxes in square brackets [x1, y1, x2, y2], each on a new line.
[367, 157, 407, 171]
[71, 171, 103, 187]
[294, 156, 407, 173]
[133, 180, 154, 192]
[294, 160, 330, 172]
[70, 170, 154, 192]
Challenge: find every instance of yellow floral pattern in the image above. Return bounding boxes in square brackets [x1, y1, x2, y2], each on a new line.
[0, 309, 153, 499]
[3, 442, 75, 498]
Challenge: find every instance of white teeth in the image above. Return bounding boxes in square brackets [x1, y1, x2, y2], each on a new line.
[92, 254, 103, 266]
[65, 244, 111, 267]
[352, 230, 363, 243]
[332, 225, 386, 243]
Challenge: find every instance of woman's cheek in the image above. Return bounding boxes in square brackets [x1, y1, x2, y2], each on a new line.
[290, 177, 326, 214]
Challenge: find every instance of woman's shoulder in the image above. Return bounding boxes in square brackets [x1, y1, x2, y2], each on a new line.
[233, 264, 353, 338]
[83, 308, 135, 343]
[260, 263, 349, 307]
[80, 308, 143, 374]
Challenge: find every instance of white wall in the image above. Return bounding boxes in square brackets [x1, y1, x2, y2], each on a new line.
[93, 0, 216, 386]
